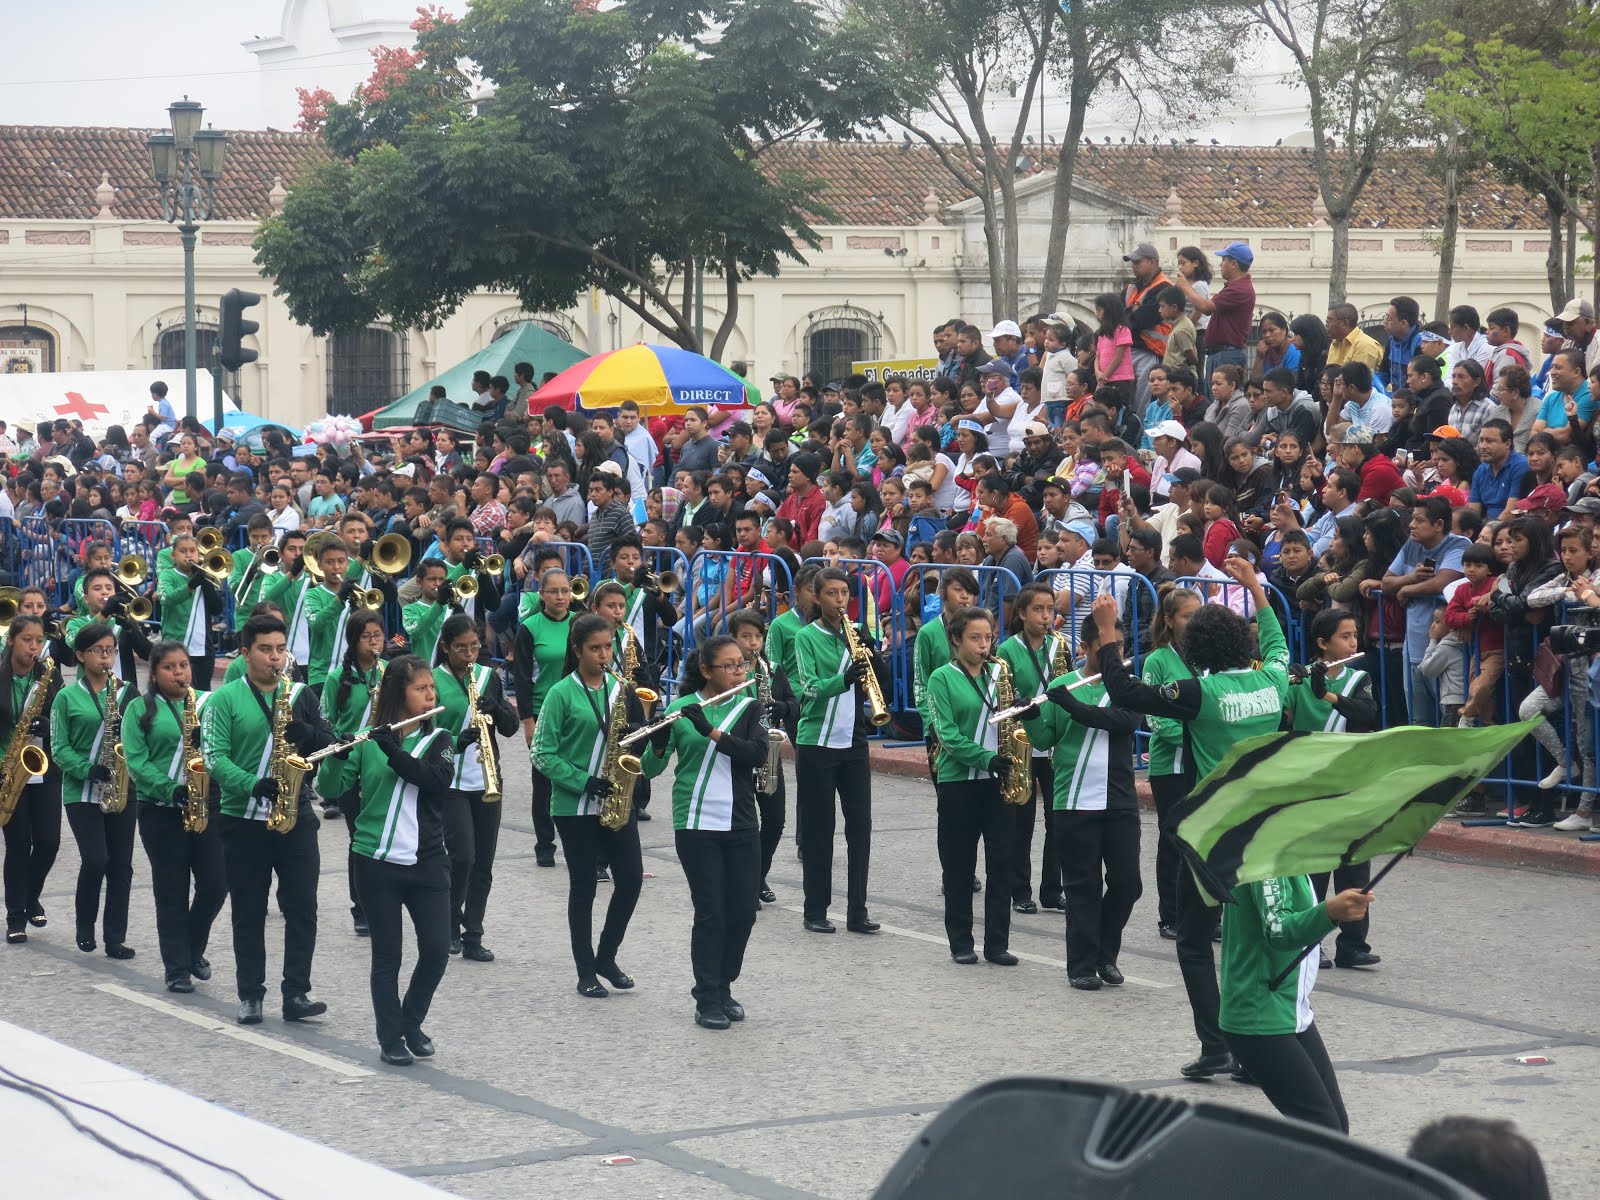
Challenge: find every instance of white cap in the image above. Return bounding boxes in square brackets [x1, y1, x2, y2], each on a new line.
[1148, 419, 1188, 442]
[990, 320, 1023, 340]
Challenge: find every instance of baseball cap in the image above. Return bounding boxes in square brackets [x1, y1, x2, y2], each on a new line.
[1521, 482, 1568, 511]
[1167, 467, 1203, 486]
[1021, 421, 1051, 439]
[1557, 298, 1596, 323]
[1564, 496, 1600, 515]
[1122, 242, 1159, 263]
[1429, 424, 1462, 439]
[1219, 241, 1254, 270]
[1041, 475, 1070, 493]
[990, 320, 1023, 340]
[1429, 483, 1468, 508]
[595, 460, 623, 479]
[870, 528, 905, 547]
[392, 462, 417, 479]
[1337, 426, 1373, 445]
[975, 359, 1011, 376]
[1148, 419, 1188, 442]
[1064, 519, 1099, 545]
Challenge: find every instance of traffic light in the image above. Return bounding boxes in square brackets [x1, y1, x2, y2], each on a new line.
[218, 288, 261, 371]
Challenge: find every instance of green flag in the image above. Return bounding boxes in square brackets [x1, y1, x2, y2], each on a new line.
[1174, 718, 1539, 903]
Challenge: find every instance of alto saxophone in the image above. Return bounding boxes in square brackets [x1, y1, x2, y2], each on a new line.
[266, 672, 312, 834]
[993, 657, 1033, 806]
[0, 657, 53, 828]
[841, 619, 892, 728]
[1051, 630, 1072, 678]
[464, 665, 501, 803]
[180, 686, 210, 834]
[100, 676, 130, 814]
[755, 656, 784, 794]
[598, 674, 643, 830]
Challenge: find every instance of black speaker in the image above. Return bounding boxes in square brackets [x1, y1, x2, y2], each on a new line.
[873, 1077, 1479, 1200]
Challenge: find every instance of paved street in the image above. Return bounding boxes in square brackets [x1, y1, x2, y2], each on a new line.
[7, 758, 1599, 1199]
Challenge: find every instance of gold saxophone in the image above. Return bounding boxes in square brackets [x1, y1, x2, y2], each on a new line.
[993, 657, 1033, 806]
[842, 619, 892, 727]
[0, 657, 53, 828]
[180, 687, 210, 834]
[1051, 630, 1073, 678]
[464, 665, 501, 803]
[266, 672, 312, 834]
[100, 676, 131, 814]
[598, 674, 643, 830]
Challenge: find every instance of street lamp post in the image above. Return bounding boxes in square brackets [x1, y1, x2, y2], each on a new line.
[146, 98, 227, 422]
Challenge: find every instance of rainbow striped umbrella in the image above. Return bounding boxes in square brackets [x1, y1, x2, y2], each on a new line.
[530, 344, 759, 413]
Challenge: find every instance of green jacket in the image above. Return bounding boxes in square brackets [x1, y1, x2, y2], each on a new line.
[766, 607, 805, 682]
[1140, 645, 1194, 778]
[1219, 875, 1335, 1036]
[530, 672, 623, 817]
[157, 565, 210, 654]
[263, 569, 315, 665]
[511, 610, 574, 719]
[434, 663, 517, 792]
[996, 631, 1069, 763]
[1022, 669, 1140, 812]
[318, 663, 381, 798]
[121, 688, 212, 807]
[793, 619, 863, 750]
[640, 690, 766, 829]
[228, 546, 272, 615]
[200, 674, 333, 819]
[912, 615, 949, 708]
[350, 728, 453, 866]
[925, 660, 1001, 784]
[403, 598, 451, 666]
[48, 676, 137, 806]
[304, 583, 352, 686]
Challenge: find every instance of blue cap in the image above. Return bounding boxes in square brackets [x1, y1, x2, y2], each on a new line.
[1064, 519, 1098, 544]
[1219, 241, 1254, 269]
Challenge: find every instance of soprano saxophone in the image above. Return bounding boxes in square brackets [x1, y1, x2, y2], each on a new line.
[266, 672, 312, 834]
[464, 665, 501, 802]
[992, 657, 1033, 806]
[100, 676, 130, 814]
[180, 686, 210, 834]
[841, 619, 892, 728]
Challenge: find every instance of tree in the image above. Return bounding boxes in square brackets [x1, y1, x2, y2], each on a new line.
[255, 0, 900, 358]
[1254, 0, 1432, 304]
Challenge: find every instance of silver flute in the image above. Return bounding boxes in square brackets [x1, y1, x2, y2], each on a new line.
[987, 658, 1136, 724]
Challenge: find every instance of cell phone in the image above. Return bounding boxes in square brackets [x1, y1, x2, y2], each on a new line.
[1275, 491, 1291, 507]
[1422, 556, 1437, 569]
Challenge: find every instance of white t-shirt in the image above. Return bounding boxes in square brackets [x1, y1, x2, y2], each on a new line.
[982, 388, 1022, 458]
[931, 452, 962, 511]
[270, 506, 302, 533]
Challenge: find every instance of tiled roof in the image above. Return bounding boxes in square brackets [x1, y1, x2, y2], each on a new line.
[0, 124, 1547, 232]
[764, 139, 1549, 230]
[0, 125, 324, 221]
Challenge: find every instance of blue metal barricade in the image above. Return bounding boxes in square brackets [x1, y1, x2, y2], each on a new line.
[542, 540, 593, 583]
[896, 562, 1026, 719]
[643, 546, 694, 702]
[118, 520, 170, 577]
[0, 518, 18, 588]
[18, 516, 62, 604]
[61, 517, 119, 608]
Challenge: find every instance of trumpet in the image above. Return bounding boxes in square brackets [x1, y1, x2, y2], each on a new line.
[345, 583, 385, 611]
[452, 574, 478, 599]
[987, 658, 1136, 724]
[467, 549, 506, 576]
[619, 679, 755, 749]
[301, 706, 446, 766]
[640, 568, 681, 597]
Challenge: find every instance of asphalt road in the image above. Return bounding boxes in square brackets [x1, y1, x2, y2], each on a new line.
[6, 758, 1598, 1199]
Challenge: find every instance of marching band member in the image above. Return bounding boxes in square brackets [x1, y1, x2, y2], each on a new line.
[223, 600, 287, 684]
[611, 534, 676, 666]
[346, 654, 454, 1066]
[201, 615, 336, 1026]
[511, 566, 577, 869]
[402, 559, 458, 664]
[765, 564, 818, 683]
[158, 533, 221, 687]
[2, 613, 62, 944]
[441, 517, 502, 629]
[1020, 609, 1143, 992]
[640, 636, 767, 1029]
[66, 566, 153, 683]
[594, 580, 657, 825]
[227, 515, 279, 615]
[727, 608, 797, 906]
[995, 582, 1065, 914]
[70, 540, 116, 616]
[530, 613, 644, 998]
[123, 641, 226, 993]
[263, 529, 313, 681]
[434, 612, 517, 962]
[305, 535, 377, 693]
[51, 622, 140, 959]
[1142, 587, 1202, 942]
[318, 609, 386, 938]
[926, 607, 1016, 965]
[792, 567, 881, 936]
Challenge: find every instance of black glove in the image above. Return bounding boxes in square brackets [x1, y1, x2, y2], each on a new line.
[359, 539, 376, 562]
[377, 576, 399, 602]
[843, 658, 868, 685]
[288, 555, 306, 578]
[88, 763, 113, 784]
[170, 784, 188, 805]
[101, 594, 127, 619]
[583, 775, 615, 801]
[455, 725, 482, 753]
[1045, 684, 1075, 710]
[186, 569, 205, 590]
[285, 720, 313, 748]
[1309, 662, 1328, 698]
[372, 722, 401, 757]
[649, 724, 672, 753]
[437, 580, 455, 605]
[1287, 661, 1309, 685]
[988, 753, 1013, 781]
[682, 703, 712, 737]
[475, 692, 495, 714]
[251, 777, 280, 801]
[338, 579, 361, 604]
[1013, 702, 1042, 722]
[26, 716, 46, 736]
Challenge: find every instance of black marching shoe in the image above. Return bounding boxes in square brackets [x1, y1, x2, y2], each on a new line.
[6, 924, 26, 944]
[282, 994, 327, 1022]
[237, 998, 263, 1025]
[27, 901, 46, 928]
[380, 1041, 415, 1066]
[636, 808, 652, 821]
[1013, 899, 1038, 915]
[105, 943, 135, 960]
[846, 917, 881, 934]
[462, 943, 495, 963]
[695, 1006, 731, 1030]
[1179, 1052, 1235, 1080]
[722, 997, 746, 1023]
[353, 913, 370, 938]
[951, 949, 979, 965]
[404, 1029, 435, 1058]
[595, 961, 634, 990]
[1319, 953, 1333, 969]
[985, 951, 1019, 966]
[1335, 950, 1381, 969]
[1068, 974, 1103, 991]
[1158, 922, 1178, 941]
[449, 936, 463, 956]
[595, 864, 611, 882]
[1039, 895, 1066, 912]
[166, 976, 195, 994]
[577, 978, 609, 998]
[759, 886, 777, 905]
[1098, 963, 1125, 986]
[535, 848, 557, 868]
[1230, 1061, 1257, 1086]
[190, 957, 212, 981]
[77, 929, 97, 954]
[803, 917, 836, 934]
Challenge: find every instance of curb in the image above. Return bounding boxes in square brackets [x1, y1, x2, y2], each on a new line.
[861, 744, 1600, 880]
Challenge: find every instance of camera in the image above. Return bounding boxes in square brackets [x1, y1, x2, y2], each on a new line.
[1546, 609, 1600, 656]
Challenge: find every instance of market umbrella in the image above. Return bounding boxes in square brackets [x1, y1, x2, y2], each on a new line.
[531, 344, 757, 413]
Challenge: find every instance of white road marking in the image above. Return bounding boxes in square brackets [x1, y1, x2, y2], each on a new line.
[775, 906, 1174, 988]
[93, 983, 376, 1078]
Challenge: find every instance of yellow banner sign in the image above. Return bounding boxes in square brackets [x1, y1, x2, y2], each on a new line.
[852, 357, 941, 383]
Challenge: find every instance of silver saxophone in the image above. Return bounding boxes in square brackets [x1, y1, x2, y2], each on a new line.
[755, 655, 784, 794]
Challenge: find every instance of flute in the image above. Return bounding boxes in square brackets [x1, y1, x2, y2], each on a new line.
[1287, 651, 1365, 684]
[302, 706, 446, 765]
[988, 658, 1136, 724]
[619, 680, 755, 748]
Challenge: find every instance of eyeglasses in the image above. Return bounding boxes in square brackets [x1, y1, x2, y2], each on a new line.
[711, 660, 748, 672]
[83, 644, 116, 657]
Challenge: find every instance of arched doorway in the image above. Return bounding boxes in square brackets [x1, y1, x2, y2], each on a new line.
[327, 327, 408, 417]
[804, 305, 883, 383]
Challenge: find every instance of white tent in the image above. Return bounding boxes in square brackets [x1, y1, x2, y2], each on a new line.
[0, 369, 242, 440]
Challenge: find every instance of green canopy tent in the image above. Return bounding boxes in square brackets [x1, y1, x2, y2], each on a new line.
[369, 323, 587, 431]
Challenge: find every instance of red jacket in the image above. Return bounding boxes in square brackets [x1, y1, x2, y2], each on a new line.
[777, 484, 825, 545]
[1202, 517, 1240, 568]
[1357, 454, 1404, 506]
[1444, 575, 1504, 654]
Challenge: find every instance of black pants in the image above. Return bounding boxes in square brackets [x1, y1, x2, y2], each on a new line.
[795, 746, 872, 923]
[936, 779, 1013, 955]
[1310, 861, 1372, 958]
[1226, 1025, 1348, 1133]
[1502, 664, 1543, 811]
[530, 765, 556, 851]
[353, 853, 450, 1049]
[553, 814, 643, 981]
[188, 653, 216, 691]
[1010, 756, 1061, 904]
[1151, 773, 1185, 929]
[676, 827, 760, 1010]
[220, 810, 320, 1003]
[65, 799, 140, 944]
[1364, 646, 1407, 730]
[336, 788, 363, 921]
[2, 778, 62, 928]
[1054, 808, 1142, 978]
[756, 772, 786, 888]
[445, 789, 502, 944]
[137, 801, 226, 982]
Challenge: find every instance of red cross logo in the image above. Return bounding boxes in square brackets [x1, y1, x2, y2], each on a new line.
[54, 391, 110, 422]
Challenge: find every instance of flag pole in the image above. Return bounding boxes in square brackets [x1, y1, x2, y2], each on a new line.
[1265, 850, 1408, 991]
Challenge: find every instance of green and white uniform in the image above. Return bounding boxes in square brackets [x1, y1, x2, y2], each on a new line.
[349, 727, 453, 866]
[511, 610, 574, 721]
[434, 663, 498, 792]
[318, 663, 380, 799]
[157, 565, 209, 655]
[444, 559, 481, 624]
[222, 655, 249, 684]
[765, 607, 805, 683]
[793, 620, 863, 750]
[156, 545, 175, 574]
[1022, 669, 1126, 811]
[996, 631, 1067, 770]
[303, 583, 352, 687]
[201, 674, 323, 819]
[228, 546, 273, 615]
[403, 597, 451, 666]
[1286, 667, 1371, 734]
[49, 676, 137, 807]
[640, 690, 764, 829]
[264, 569, 316, 667]
[530, 672, 623, 817]
[1219, 875, 1335, 1035]
[1140, 644, 1194, 777]
[925, 660, 1001, 784]
[121, 689, 212, 806]
[912, 614, 950, 708]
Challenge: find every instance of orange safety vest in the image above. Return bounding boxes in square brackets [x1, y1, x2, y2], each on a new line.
[1125, 272, 1174, 359]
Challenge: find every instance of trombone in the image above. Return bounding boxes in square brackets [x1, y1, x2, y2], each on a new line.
[232, 537, 283, 606]
[302, 530, 335, 583]
[196, 527, 227, 553]
[198, 547, 234, 582]
[569, 576, 590, 608]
